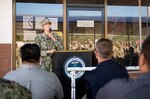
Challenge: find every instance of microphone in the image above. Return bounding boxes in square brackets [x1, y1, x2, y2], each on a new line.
[49, 28, 52, 33]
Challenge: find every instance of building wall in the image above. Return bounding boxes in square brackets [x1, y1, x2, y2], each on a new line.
[0, 1, 144, 78]
[0, 0, 13, 77]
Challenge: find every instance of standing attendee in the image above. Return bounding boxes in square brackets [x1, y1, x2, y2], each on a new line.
[35, 18, 63, 71]
[4, 44, 64, 99]
[96, 35, 150, 99]
[84, 38, 129, 99]
[0, 78, 31, 99]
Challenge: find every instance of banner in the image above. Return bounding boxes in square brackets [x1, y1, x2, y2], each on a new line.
[23, 16, 33, 29]
[77, 20, 94, 27]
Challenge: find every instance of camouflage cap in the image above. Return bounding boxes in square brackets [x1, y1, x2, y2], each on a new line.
[41, 18, 51, 26]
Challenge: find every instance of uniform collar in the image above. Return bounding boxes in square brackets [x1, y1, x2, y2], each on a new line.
[97, 59, 114, 67]
[41, 33, 49, 38]
[134, 72, 150, 86]
[138, 72, 150, 80]
[41, 33, 55, 38]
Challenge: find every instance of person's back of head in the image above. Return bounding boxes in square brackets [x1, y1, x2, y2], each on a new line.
[20, 44, 40, 63]
[139, 35, 150, 72]
[0, 78, 31, 99]
[95, 38, 113, 60]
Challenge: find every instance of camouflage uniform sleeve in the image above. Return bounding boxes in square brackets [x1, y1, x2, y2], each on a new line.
[35, 34, 48, 57]
[0, 79, 32, 99]
[54, 34, 64, 50]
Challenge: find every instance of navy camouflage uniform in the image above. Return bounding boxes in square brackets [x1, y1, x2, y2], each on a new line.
[35, 33, 63, 71]
[0, 78, 31, 99]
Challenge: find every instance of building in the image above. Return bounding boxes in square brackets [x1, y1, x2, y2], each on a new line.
[0, 0, 150, 77]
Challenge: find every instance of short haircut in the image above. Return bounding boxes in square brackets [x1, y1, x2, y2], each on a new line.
[96, 38, 113, 58]
[20, 44, 40, 62]
[141, 35, 150, 69]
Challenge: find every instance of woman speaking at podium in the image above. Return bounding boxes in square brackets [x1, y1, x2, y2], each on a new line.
[35, 18, 63, 71]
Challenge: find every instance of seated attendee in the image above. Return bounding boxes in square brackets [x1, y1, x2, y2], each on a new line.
[0, 78, 31, 99]
[84, 38, 129, 99]
[4, 44, 64, 99]
[96, 35, 150, 99]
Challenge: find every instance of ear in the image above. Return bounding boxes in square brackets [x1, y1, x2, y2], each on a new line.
[111, 51, 114, 57]
[139, 54, 145, 66]
[139, 53, 147, 72]
[94, 49, 99, 58]
[42, 26, 44, 29]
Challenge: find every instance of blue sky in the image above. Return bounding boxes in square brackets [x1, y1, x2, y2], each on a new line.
[108, 6, 147, 17]
[16, 3, 63, 16]
[16, 3, 148, 17]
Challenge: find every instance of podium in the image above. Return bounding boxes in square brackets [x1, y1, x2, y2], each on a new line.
[52, 50, 93, 99]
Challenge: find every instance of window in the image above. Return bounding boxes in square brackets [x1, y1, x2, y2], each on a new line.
[16, 2, 63, 68]
[107, 5, 147, 66]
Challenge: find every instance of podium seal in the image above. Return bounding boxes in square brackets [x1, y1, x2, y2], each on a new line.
[64, 56, 85, 79]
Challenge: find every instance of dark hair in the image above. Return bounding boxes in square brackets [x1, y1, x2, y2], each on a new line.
[141, 35, 150, 68]
[20, 44, 40, 62]
[96, 38, 113, 58]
